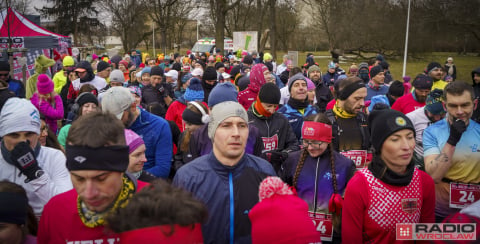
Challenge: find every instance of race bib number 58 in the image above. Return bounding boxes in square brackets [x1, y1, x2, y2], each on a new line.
[450, 183, 480, 209]
[340, 150, 369, 168]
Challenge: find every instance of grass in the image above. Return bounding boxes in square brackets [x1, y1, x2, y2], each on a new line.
[274, 51, 480, 83]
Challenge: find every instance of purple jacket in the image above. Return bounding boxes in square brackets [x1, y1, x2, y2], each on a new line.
[189, 123, 264, 160]
[30, 93, 64, 134]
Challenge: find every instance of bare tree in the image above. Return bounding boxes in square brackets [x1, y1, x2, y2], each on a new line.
[208, 0, 242, 54]
[1, 0, 33, 15]
[99, 0, 151, 53]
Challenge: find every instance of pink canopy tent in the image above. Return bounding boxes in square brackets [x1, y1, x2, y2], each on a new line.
[0, 7, 71, 49]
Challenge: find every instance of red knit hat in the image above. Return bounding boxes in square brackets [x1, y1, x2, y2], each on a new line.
[249, 177, 321, 244]
[36, 74, 54, 94]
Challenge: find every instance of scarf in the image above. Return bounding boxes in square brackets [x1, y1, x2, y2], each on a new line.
[368, 155, 415, 186]
[77, 174, 136, 228]
[446, 64, 454, 76]
[332, 101, 356, 119]
[253, 97, 272, 118]
[368, 80, 383, 91]
[1, 141, 41, 166]
[287, 97, 309, 110]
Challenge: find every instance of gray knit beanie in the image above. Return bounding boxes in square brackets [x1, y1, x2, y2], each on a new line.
[208, 101, 248, 140]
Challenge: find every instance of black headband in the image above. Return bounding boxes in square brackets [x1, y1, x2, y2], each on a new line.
[0, 192, 28, 225]
[182, 108, 204, 125]
[66, 145, 129, 172]
[338, 81, 366, 100]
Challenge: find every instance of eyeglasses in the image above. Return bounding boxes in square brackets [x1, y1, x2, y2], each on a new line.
[301, 140, 324, 149]
[0, 73, 9, 77]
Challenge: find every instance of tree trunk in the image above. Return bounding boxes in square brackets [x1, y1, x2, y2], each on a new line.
[215, 0, 226, 54]
[257, 0, 263, 52]
[161, 27, 167, 55]
[269, 0, 276, 60]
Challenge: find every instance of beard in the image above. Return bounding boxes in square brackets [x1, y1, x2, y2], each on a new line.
[123, 110, 136, 127]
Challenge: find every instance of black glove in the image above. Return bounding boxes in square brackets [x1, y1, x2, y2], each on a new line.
[447, 119, 467, 146]
[269, 151, 288, 173]
[9, 141, 42, 181]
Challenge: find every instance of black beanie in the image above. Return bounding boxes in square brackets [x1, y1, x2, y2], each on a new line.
[172, 62, 182, 71]
[96, 61, 110, 73]
[259, 83, 281, 104]
[412, 74, 433, 90]
[388, 80, 405, 97]
[370, 65, 383, 78]
[203, 66, 217, 81]
[150, 66, 164, 76]
[0, 61, 10, 71]
[368, 109, 415, 153]
[379, 61, 389, 70]
[426, 62, 442, 73]
[215, 62, 225, 70]
[243, 55, 253, 65]
[264, 62, 273, 72]
[77, 92, 98, 107]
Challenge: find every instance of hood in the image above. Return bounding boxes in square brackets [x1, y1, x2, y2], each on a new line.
[77, 61, 95, 82]
[472, 67, 480, 86]
[34, 55, 55, 74]
[248, 63, 268, 93]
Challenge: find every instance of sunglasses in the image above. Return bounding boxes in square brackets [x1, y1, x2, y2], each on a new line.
[0, 73, 9, 77]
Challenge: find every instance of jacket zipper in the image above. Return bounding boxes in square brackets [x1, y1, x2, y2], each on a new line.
[229, 172, 234, 244]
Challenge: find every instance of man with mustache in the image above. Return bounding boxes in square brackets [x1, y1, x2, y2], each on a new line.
[423, 81, 480, 222]
[392, 74, 433, 114]
[325, 76, 371, 169]
[308, 65, 333, 113]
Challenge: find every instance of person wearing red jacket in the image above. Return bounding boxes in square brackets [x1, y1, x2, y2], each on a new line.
[342, 109, 435, 244]
[237, 63, 269, 110]
[38, 113, 148, 244]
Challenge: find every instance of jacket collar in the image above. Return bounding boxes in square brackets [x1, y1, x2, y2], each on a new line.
[207, 151, 247, 178]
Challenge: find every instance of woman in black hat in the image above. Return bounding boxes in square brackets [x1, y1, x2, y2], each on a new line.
[342, 108, 435, 243]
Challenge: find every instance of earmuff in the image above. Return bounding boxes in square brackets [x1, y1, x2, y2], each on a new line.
[71, 92, 90, 115]
[189, 101, 210, 124]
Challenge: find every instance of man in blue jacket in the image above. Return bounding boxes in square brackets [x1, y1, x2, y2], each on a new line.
[101, 86, 172, 178]
[0, 61, 25, 98]
[174, 101, 276, 244]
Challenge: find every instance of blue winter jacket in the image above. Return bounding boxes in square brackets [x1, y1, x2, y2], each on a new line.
[277, 103, 317, 141]
[173, 152, 276, 244]
[129, 109, 172, 178]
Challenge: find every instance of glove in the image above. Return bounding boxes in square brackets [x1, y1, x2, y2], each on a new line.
[268, 151, 288, 172]
[9, 141, 42, 181]
[447, 119, 467, 146]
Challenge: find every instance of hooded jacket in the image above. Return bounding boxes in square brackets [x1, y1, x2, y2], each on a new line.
[26, 55, 55, 99]
[68, 61, 107, 100]
[238, 64, 268, 110]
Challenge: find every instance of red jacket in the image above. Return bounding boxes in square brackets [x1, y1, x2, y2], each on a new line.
[38, 180, 148, 244]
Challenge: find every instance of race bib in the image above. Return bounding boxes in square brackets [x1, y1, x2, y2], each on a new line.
[308, 212, 333, 242]
[262, 134, 279, 153]
[449, 183, 480, 209]
[340, 150, 370, 168]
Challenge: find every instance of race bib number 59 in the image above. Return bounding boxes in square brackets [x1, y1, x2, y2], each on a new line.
[449, 183, 480, 209]
[261, 134, 279, 152]
[308, 212, 333, 242]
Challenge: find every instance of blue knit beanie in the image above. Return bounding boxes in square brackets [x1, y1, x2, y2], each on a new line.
[208, 82, 238, 108]
[184, 78, 204, 102]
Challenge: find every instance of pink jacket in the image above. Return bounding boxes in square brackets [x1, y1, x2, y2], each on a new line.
[30, 93, 64, 134]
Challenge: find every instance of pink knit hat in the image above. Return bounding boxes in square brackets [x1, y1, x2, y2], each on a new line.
[36, 74, 54, 94]
[124, 129, 144, 154]
[306, 77, 315, 91]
